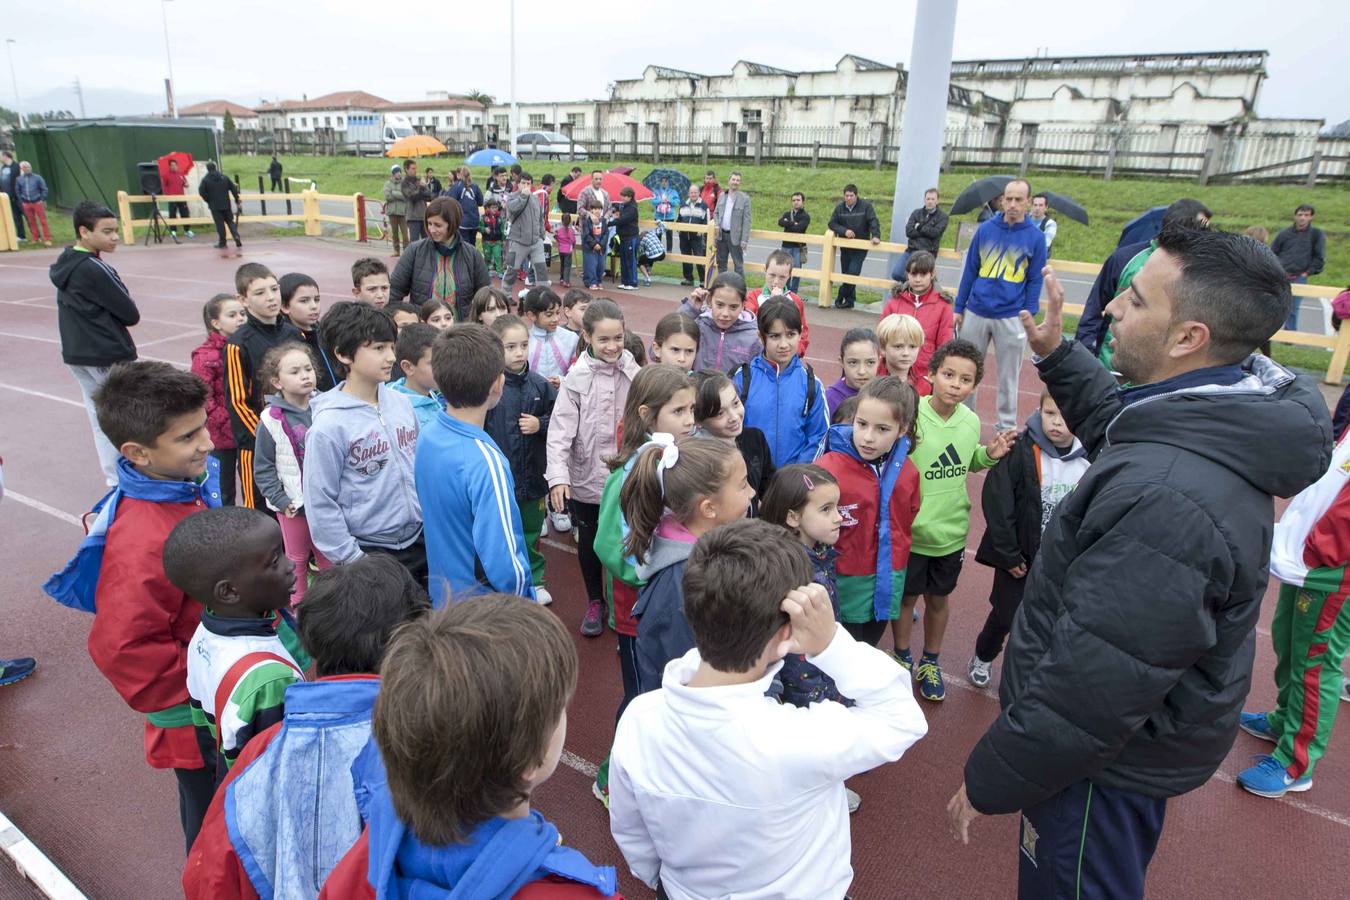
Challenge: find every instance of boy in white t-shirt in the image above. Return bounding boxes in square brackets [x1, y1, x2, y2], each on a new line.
[609, 518, 927, 900]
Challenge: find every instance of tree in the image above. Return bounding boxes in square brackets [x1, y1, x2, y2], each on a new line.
[0, 106, 18, 127]
[223, 109, 237, 133]
[466, 90, 494, 109]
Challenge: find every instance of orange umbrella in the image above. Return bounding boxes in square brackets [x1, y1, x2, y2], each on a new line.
[385, 135, 448, 158]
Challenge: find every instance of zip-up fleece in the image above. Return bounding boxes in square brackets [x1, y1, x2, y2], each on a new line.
[546, 350, 640, 504]
[253, 394, 313, 513]
[678, 299, 763, 374]
[632, 519, 699, 694]
[1272, 430, 1350, 593]
[910, 396, 997, 556]
[954, 213, 1047, 320]
[485, 365, 557, 503]
[304, 384, 422, 564]
[740, 354, 828, 467]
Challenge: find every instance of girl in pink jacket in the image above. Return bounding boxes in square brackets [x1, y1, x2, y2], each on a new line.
[546, 297, 641, 639]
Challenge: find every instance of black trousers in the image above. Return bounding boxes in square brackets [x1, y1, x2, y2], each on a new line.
[974, 568, 1027, 663]
[359, 536, 428, 588]
[616, 634, 640, 723]
[270, 176, 282, 191]
[8, 192, 25, 239]
[842, 619, 888, 647]
[211, 448, 238, 507]
[679, 231, 706, 283]
[836, 247, 868, 304]
[408, 219, 426, 243]
[569, 500, 605, 602]
[1018, 779, 1166, 899]
[175, 766, 217, 854]
[211, 208, 241, 246]
[166, 201, 190, 234]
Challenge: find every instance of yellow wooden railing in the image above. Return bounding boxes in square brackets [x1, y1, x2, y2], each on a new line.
[114, 190, 367, 244]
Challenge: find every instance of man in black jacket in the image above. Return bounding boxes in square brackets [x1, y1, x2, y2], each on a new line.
[827, 183, 880, 309]
[1271, 203, 1326, 331]
[49, 201, 140, 487]
[267, 155, 283, 191]
[777, 192, 811, 293]
[198, 162, 242, 252]
[0, 151, 25, 242]
[890, 187, 948, 282]
[949, 226, 1332, 898]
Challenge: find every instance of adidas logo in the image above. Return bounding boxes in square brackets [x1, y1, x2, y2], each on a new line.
[925, 443, 968, 480]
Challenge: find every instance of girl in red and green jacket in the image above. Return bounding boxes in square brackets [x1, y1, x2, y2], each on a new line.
[817, 376, 921, 648]
[593, 364, 696, 804]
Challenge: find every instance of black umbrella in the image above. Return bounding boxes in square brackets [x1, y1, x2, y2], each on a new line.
[949, 175, 1089, 225]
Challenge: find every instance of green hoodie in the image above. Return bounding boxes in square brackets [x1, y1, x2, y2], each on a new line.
[910, 396, 997, 556]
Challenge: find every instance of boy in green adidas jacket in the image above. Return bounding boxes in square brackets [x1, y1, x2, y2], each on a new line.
[895, 339, 1015, 702]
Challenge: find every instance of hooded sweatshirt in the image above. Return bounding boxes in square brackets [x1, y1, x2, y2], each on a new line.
[954, 213, 1047, 320]
[50, 245, 140, 366]
[318, 791, 617, 900]
[632, 518, 699, 694]
[303, 384, 422, 564]
[678, 299, 762, 374]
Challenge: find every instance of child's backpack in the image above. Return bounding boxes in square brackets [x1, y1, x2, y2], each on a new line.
[730, 361, 818, 418]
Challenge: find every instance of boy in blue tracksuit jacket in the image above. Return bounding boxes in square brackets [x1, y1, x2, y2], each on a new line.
[734, 296, 828, 466]
[415, 325, 534, 606]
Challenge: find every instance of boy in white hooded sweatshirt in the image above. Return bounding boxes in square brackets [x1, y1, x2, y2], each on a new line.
[609, 518, 927, 900]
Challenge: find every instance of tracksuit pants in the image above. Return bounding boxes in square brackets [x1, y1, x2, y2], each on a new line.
[518, 496, 547, 587]
[959, 310, 1027, 432]
[1264, 582, 1350, 779]
[68, 364, 120, 487]
[974, 568, 1027, 663]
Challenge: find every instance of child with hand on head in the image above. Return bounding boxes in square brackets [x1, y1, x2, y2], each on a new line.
[898, 338, 1016, 702]
[693, 370, 775, 512]
[468, 285, 512, 328]
[650, 312, 700, 373]
[547, 298, 641, 638]
[390, 324, 445, 429]
[733, 296, 828, 467]
[817, 376, 922, 648]
[252, 342, 332, 605]
[350, 257, 391, 307]
[318, 596, 619, 899]
[592, 365, 697, 805]
[484, 314, 558, 606]
[623, 435, 757, 692]
[524, 288, 579, 389]
[877, 313, 929, 396]
[744, 248, 811, 356]
[879, 250, 954, 388]
[165, 507, 310, 783]
[826, 328, 879, 419]
[279, 273, 337, 393]
[969, 390, 1087, 688]
[192, 293, 246, 506]
[305, 303, 425, 581]
[608, 519, 927, 900]
[183, 555, 431, 900]
[418, 298, 453, 330]
[679, 271, 762, 374]
[416, 323, 535, 605]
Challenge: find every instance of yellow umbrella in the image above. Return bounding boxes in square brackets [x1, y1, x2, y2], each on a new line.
[385, 135, 448, 158]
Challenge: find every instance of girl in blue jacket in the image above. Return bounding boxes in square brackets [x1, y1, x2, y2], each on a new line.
[734, 296, 829, 467]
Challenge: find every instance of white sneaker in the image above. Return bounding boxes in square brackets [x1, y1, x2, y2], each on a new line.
[846, 788, 861, 814]
[550, 509, 572, 532]
[534, 586, 553, 606]
[540, 517, 549, 538]
[968, 655, 992, 689]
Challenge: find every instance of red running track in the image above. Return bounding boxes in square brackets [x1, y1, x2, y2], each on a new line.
[1, 239, 1348, 898]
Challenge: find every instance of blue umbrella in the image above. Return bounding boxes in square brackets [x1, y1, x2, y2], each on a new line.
[466, 148, 518, 167]
[1118, 206, 1166, 247]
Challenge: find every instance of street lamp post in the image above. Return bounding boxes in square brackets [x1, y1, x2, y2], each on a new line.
[5, 39, 22, 130]
[161, 0, 177, 117]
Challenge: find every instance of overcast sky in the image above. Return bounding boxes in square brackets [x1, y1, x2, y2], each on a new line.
[6, 0, 1348, 124]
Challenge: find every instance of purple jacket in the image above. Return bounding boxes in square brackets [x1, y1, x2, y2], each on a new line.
[678, 299, 762, 374]
[825, 378, 858, 420]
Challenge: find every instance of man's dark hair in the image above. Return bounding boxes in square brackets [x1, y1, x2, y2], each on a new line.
[235, 262, 276, 296]
[374, 596, 576, 845]
[1296, 204, 1315, 215]
[523, 288, 562, 317]
[756, 296, 802, 336]
[298, 554, 431, 677]
[402, 158, 415, 170]
[163, 507, 271, 605]
[432, 323, 504, 408]
[619, 186, 634, 199]
[791, 191, 804, 201]
[279, 272, 318, 306]
[319, 300, 397, 361]
[94, 361, 208, 450]
[570, 166, 582, 174]
[206, 161, 218, 173]
[1032, 192, 1048, 202]
[396, 322, 439, 367]
[592, 169, 604, 177]
[518, 172, 533, 184]
[541, 174, 554, 187]
[73, 201, 116, 238]
[682, 519, 813, 673]
[930, 337, 985, 384]
[843, 183, 859, 195]
[1161, 198, 1213, 231]
[351, 256, 389, 287]
[1155, 225, 1292, 364]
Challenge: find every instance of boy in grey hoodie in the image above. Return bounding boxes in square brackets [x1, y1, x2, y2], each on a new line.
[503, 172, 550, 290]
[304, 303, 426, 582]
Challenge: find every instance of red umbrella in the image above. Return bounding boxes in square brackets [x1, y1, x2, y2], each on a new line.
[609, 165, 636, 175]
[561, 170, 653, 203]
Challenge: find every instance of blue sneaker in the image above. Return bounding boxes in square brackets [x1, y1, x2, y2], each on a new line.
[0, 657, 36, 687]
[892, 648, 912, 671]
[1239, 711, 1278, 743]
[915, 656, 945, 702]
[1237, 754, 1312, 798]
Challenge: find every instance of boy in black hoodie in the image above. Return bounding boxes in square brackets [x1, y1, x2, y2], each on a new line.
[50, 201, 140, 487]
[968, 391, 1090, 688]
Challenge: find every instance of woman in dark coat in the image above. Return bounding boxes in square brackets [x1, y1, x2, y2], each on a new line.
[389, 196, 491, 322]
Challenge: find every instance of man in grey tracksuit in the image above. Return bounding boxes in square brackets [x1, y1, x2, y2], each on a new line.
[503, 173, 550, 289]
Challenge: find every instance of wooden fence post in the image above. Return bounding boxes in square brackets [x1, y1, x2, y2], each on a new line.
[818, 229, 836, 308]
[1326, 315, 1350, 385]
[1307, 151, 1323, 189]
[117, 190, 135, 244]
[704, 220, 718, 282]
[1197, 148, 1214, 186]
[354, 193, 366, 242]
[302, 188, 321, 236]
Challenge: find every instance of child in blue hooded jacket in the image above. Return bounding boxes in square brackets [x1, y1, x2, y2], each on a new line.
[733, 295, 828, 467]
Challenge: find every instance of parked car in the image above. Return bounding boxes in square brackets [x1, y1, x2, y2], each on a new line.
[513, 131, 588, 161]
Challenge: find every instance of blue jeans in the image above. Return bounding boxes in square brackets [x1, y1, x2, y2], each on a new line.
[583, 248, 605, 286]
[784, 245, 803, 292]
[1286, 275, 1307, 331]
[889, 251, 912, 284]
[619, 236, 638, 287]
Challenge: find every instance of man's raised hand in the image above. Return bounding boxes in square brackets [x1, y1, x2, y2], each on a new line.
[1020, 266, 1065, 358]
